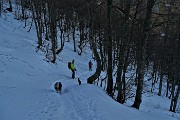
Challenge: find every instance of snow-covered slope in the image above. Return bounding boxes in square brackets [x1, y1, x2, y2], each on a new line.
[0, 12, 179, 120]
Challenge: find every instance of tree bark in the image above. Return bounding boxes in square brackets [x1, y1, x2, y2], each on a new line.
[106, 0, 113, 96]
[132, 0, 155, 109]
[0, 0, 2, 16]
[72, 23, 76, 52]
[87, 0, 101, 84]
[170, 14, 180, 112]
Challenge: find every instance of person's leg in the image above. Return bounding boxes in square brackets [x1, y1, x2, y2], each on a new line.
[72, 70, 75, 79]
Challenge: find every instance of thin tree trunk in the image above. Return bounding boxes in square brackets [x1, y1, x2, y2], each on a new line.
[106, 0, 113, 96]
[172, 83, 180, 112]
[170, 14, 180, 112]
[158, 0, 173, 96]
[49, 1, 57, 63]
[31, 3, 42, 48]
[118, 0, 131, 104]
[72, 23, 76, 52]
[7, 0, 12, 12]
[169, 76, 176, 111]
[116, 57, 123, 103]
[158, 71, 163, 96]
[0, 0, 2, 16]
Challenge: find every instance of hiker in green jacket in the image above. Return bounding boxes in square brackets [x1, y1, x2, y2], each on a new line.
[71, 59, 76, 79]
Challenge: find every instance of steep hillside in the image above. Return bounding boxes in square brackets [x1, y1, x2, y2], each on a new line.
[0, 12, 179, 120]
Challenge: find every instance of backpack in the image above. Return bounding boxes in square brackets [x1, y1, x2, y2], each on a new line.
[68, 62, 71, 69]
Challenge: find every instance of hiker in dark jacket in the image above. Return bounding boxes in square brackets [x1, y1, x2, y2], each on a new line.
[88, 60, 93, 71]
[68, 61, 71, 70]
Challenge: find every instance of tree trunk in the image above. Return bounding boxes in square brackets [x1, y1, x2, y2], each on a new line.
[132, 0, 155, 109]
[158, 71, 163, 96]
[87, 44, 102, 84]
[72, 23, 76, 52]
[106, 0, 113, 96]
[170, 14, 180, 112]
[7, 0, 12, 12]
[169, 76, 176, 111]
[50, 2, 57, 63]
[0, 0, 2, 16]
[158, 0, 173, 96]
[172, 83, 180, 112]
[31, 3, 42, 49]
[87, 0, 101, 84]
[116, 57, 123, 103]
[56, 18, 65, 54]
[117, 0, 131, 104]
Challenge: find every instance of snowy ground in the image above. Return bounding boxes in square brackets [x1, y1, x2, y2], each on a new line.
[0, 12, 180, 120]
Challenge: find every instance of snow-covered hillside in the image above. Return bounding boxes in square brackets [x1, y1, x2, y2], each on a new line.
[0, 12, 179, 120]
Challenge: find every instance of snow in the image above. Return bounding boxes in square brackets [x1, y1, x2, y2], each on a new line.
[0, 12, 180, 120]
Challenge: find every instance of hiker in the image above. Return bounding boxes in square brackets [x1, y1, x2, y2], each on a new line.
[68, 61, 71, 70]
[88, 60, 93, 71]
[71, 59, 76, 79]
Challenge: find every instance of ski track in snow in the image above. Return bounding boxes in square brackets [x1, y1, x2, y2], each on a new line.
[28, 93, 61, 120]
[24, 74, 102, 120]
[56, 88, 101, 120]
